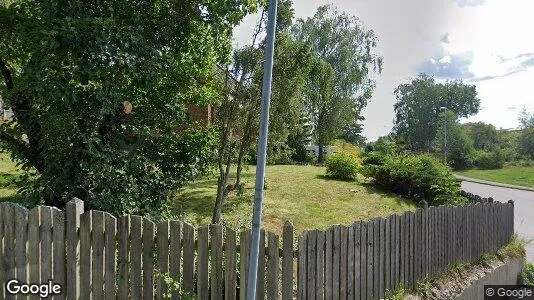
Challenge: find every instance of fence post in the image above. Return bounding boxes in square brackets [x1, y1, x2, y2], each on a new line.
[66, 198, 84, 300]
[508, 200, 514, 243]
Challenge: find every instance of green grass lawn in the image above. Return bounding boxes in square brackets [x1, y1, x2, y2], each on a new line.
[171, 165, 415, 235]
[0, 153, 415, 234]
[0, 152, 24, 203]
[456, 165, 534, 188]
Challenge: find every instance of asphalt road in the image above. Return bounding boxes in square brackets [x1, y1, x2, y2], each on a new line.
[461, 181, 534, 262]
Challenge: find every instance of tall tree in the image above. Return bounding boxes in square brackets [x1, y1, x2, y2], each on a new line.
[291, 5, 383, 163]
[467, 122, 499, 151]
[518, 107, 534, 129]
[393, 74, 480, 152]
[0, 0, 255, 216]
[211, 0, 314, 223]
[435, 110, 474, 170]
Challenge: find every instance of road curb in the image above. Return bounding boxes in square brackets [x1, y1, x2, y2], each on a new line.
[454, 174, 534, 192]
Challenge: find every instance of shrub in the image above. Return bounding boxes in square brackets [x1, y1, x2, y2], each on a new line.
[473, 150, 504, 169]
[520, 263, 534, 285]
[518, 128, 534, 159]
[361, 154, 465, 205]
[325, 152, 360, 180]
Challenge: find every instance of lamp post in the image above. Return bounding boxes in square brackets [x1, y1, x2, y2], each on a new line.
[247, 0, 278, 299]
[440, 107, 447, 164]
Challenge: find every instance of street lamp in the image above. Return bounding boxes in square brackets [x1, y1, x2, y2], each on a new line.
[440, 107, 447, 164]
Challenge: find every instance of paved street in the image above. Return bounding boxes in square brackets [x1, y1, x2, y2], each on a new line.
[461, 181, 534, 261]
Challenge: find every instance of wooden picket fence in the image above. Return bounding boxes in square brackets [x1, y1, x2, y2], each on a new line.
[0, 199, 514, 299]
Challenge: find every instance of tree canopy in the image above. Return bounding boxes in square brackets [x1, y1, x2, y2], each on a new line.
[0, 0, 256, 216]
[291, 4, 383, 162]
[393, 74, 480, 152]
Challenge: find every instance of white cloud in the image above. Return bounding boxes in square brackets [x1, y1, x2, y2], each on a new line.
[233, 0, 534, 140]
[438, 55, 452, 64]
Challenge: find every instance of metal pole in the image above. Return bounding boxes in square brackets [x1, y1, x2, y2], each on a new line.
[444, 112, 447, 164]
[247, 0, 278, 299]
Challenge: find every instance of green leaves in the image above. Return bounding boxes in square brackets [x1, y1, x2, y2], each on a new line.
[0, 0, 255, 217]
[291, 5, 382, 153]
[393, 74, 480, 152]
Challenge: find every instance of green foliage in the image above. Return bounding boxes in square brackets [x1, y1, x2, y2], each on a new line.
[517, 128, 534, 159]
[325, 151, 361, 180]
[365, 135, 400, 155]
[467, 122, 500, 151]
[291, 4, 383, 161]
[518, 107, 534, 129]
[155, 270, 197, 299]
[393, 74, 480, 152]
[361, 154, 466, 205]
[435, 110, 474, 170]
[520, 263, 534, 285]
[496, 234, 526, 260]
[0, 0, 254, 216]
[473, 150, 504, 169]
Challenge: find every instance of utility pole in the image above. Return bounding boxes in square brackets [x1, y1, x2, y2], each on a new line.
[247, 0, 278, 299]
[440, 107, 448, 164]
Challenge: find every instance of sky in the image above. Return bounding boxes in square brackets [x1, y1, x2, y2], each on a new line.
[232, 0, 534, 141]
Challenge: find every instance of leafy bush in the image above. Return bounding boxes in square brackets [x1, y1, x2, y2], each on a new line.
[325, 152, 361, 180]
[520, 263, 534, 285]
[361, 154, 465, 205]
[473, 150, 504, 169]
[518, 128, 534, 159]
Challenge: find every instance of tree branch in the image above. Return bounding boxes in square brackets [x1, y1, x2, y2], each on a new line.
[0, 57, 14, 92]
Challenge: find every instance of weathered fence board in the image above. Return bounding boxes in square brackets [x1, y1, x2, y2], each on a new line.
[0, 198, 515, 300]
[169, 220, 181, 300]
[130, 216, 143, 300]
[182, 222, 195, 294]
[267, 232, 279, 300]
[282, 221, 293, 300]
[197, 225, 209, 300]
[211, 224, 223, 300]
[225, 227, 237, 300]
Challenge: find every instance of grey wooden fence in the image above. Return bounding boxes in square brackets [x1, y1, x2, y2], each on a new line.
[0, 199, 514, 299]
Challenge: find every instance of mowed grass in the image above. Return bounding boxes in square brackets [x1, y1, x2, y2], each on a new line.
[456, 165, 534, 188]
[171, 165, 415, 235]
[0, 152, 24, 203]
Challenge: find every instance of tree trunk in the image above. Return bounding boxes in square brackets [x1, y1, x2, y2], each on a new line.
[318, 144, 325, 164]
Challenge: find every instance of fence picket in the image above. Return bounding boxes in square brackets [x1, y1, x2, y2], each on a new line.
[130, 216, 143, 300]
[157, 221, 170, 300]
[360, 222, 367, 300]
[211, 224, 223, 300]
[298, 231, 308, 300]
[118, 216, 130, 299]
[80, 211, 92, 299]
[306, 230, 316, 300]
[4, 204, 16, 300]
[225, 227, 237, 300]
[347, 225, 355, 300]
[14, 206, 29, 291]
[92, 211, 105, 300]
[183, 222, 195, 294]
[197, 225, 209, 300]
[340, 226, 348, 300]
[0, 198, 518, 300]
[169, 221, 182, 300]
[104, 213, 117, 300]
[239, 230, 250, 300]
[257, 229, 266, 300]
[325, 227, 333, 300]
[282, 221, 294, 300]
[267, 232, 279, 300]
[316, 230, 325, 300]
[366, 221, 374, 300]
[353, 222, 361, 300]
